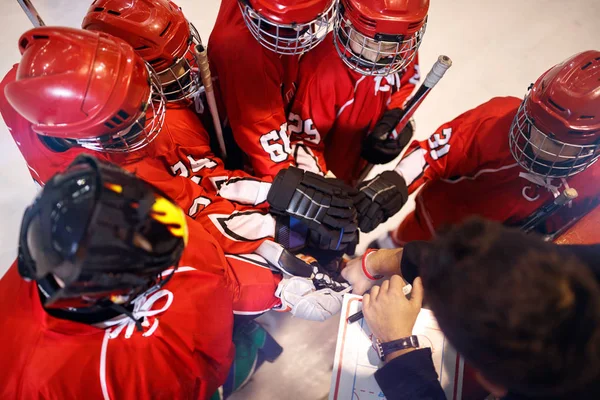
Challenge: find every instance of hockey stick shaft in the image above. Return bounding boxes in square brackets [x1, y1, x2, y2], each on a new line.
[390, 55, 452, 140]
[193, 44, 227, 160]
[519, 187, 578, 233]
[357, 55, 452, 183]
[16, 0, 45, 27]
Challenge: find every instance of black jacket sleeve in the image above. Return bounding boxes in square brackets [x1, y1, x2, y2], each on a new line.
[400, 241, 433, 284]
[375, 348, 447, 400]
[556, 244, 600, 281]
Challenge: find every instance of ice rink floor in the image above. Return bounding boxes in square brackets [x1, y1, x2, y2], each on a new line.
[0, 0, 598, 399]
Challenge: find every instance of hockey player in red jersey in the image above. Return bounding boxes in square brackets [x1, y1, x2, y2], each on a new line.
[82, 0, 204, 104]
[288, 0, 428, 232]
[79, 0, 360, 258]
[368, 50, 600, 247]
[208, 0, 336, 177]
[0, 155, 236, 399]
[1, 26, 359, 261]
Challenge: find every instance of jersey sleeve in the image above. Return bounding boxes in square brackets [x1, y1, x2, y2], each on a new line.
[392, 109, 476, 194]
[166, 109, 274, 207]
[387, 53, 421, 111]
[209, 36, 293, 178]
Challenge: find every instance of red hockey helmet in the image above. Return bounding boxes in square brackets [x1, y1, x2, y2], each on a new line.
[238, 0, 336, 55]
[18, 155, 188, 311]
[334, 0, 429, 76]
[509, 51, 600, 178]
[5, 27, 166, 153]
[82, 0, 203, 102]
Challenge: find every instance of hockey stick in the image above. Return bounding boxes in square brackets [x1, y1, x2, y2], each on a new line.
[16, 0, 45, 27]
[518, 187, 578, 234]
[357, 55, 452, 183]
[193, 44, 227, 160]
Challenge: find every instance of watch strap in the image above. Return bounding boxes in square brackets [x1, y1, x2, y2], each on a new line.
[377, 335, 420, 360]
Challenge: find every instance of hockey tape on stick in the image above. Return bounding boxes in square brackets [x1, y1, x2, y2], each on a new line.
[357, 55, 453, 183]
[422, 55, 452, 89]
[193, 44, 228, 160]
[16, 0, 45, 27]
[391, 55, 453, 139]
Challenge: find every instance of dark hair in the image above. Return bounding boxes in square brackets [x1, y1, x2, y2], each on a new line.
[421, 217, 600, 399]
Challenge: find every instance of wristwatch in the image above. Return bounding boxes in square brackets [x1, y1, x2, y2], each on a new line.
[376, 335, 420, 361]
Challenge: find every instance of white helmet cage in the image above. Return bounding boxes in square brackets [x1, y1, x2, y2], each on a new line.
[333, 5, 426, 76]
[238, 0, 336, 55]
[509, 96, 600, 179]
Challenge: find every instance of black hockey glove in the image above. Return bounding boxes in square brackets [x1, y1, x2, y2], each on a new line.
[268, 167, 359, 253]
[354, 170, 409, 233]
[361, 108, 414, 165]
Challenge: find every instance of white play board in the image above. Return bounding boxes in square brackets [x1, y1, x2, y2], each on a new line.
[329, 294, 464, 400]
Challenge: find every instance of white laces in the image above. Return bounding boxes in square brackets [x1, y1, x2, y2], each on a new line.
[519, 172, 563, 198]
[103, 289, 174, 339]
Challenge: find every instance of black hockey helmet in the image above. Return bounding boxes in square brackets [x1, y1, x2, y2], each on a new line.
[18, 155, 188, 311]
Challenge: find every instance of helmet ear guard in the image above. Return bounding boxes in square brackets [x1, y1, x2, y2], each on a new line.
[17, 155, 187, 311]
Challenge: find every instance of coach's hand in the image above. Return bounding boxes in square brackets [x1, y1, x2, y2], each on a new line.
[342, 248, 404, 295]
[268, 167, 358, 253]
[355, 171, 408, 233]
[361, 109, 414, 165]
[363, 276, 424, 360]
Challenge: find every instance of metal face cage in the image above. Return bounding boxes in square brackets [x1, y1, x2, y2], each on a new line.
[509, 98, 600, 179]
[153, 22, 204, 103]
[76, 65, 167, 154]
[238, 0, 336, 55]
[333, 10, 426, 77]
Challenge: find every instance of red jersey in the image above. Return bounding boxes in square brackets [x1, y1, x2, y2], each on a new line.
[0, 64, 279, 256]
[288, 35, 420, 184]
[390, 96, 600, 243]
[208, 0, 297, 178]
[0, 232, 235, 399]
[0, 65, 282, 314]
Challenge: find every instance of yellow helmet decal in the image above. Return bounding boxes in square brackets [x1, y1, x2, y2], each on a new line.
[104, 183, 123, 194]
[150, 196, 189, 245]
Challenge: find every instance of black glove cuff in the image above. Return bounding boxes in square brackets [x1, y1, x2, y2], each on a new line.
[276, 248, 314, 278]
[380, 170, 408, 202]
[267, 167, 304, 211]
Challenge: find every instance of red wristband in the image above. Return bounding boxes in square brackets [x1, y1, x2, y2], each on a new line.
[362, 249, 383, 281]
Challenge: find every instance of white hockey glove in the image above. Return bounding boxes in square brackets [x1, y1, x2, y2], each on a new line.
[275, 259, 350, 322]
[255, 241, 350, 321]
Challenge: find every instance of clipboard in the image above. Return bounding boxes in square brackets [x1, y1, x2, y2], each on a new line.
[329, 294, 465, 400]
